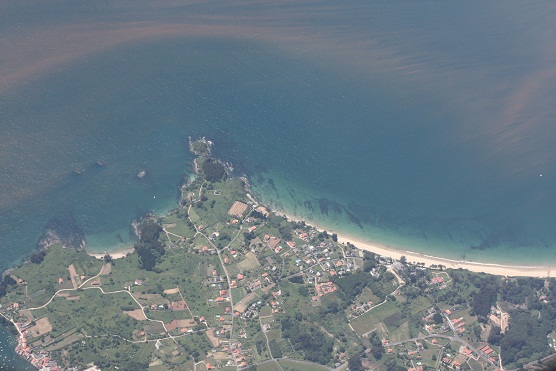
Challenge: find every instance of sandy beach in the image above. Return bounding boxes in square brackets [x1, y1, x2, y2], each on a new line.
[276, 211, 554, 278]
[84, 206, 554, 278]
[87, 247, 134, 260]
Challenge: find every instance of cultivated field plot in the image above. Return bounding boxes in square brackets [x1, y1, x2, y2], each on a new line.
[124, 309, 147, 321]
[237, 251, 261, 271]
[27, 317, 52, 337]
[133, 293, 170, 307]
[277, 359, 330, 371]
[406, 296, 433, 314]
[257, 361, 283, 371]
[44, 331, 84, 352]
[228, 200, 249, 218]
[420, 348, 443, 368]
[188, 208, 201, 224]
[231, 287, 247, 303]
[389, 320, 411, 342]
[31, 288, 142, 342]
[350, 301, 401, 336]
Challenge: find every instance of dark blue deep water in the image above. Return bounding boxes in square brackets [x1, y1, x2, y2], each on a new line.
[1, 1, 556, 365]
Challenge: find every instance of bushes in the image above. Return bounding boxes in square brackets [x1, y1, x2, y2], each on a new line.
[500, 310, 551, 366]
[281, 315, 334, 365]
[472, 278, 498, 317]
[0, 274, 17, 298]
[268, 339, 282, 358]
[134, 219, 164, 271]
[348, 354, 364, 371]
[335, 272, 372, 298]
[288, 276, 304, 284]
[488, 325, 502, 346]
[201, 159, 226, 182]
[30, 250, 47, 264]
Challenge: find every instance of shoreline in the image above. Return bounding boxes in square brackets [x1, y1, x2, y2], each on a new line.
[79, 143, 554, 278]
[273, 210, 554, 278]
[82, 186, 554, 278]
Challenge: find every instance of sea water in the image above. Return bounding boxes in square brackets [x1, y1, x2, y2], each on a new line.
[2, 32, 555, 269]
[1, 0, 556, 364]
[0, 326, 33, 370]
[1, 0, 556, 268]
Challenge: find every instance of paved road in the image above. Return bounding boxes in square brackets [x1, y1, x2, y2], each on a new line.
[384, 315, 497, 369]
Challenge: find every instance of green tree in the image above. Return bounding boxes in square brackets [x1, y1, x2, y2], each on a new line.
[371, 344, 384, 360]
[269, 339, 282, 358]
[348, 353, 364, 371]
[201, 159, 226, 182]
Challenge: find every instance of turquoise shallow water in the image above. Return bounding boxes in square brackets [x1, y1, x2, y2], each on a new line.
[1, 0, 556, 365]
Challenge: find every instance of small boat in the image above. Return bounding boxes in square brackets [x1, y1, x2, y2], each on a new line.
[96, 159, 106, 167]
[73, 168, 84, 175]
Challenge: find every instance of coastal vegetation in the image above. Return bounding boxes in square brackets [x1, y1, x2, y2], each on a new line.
[201, 158, 227, 183]
[0, 139, 554, 370]
[134, 219, 165, 271]
[0, 275, 16, 298]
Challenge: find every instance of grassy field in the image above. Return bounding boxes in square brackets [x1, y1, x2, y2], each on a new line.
[231, 287, 246, 303]
[237, 251, 261, 271]
[350, 300, 402, 336]
[266, 329, 281, 341]
[468, 357, 485, 371]
[3, 244, 103, 308]
[406, 296, 433, 315]
[356, 287, 381, 305]
[389, 320, 411, 342]
[33, 288, 141, 339]
[161, 212, 196, 239]
[257, 361, 284, 371]
[277, 359, 330, 371]
[420, 348, 442, 368]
